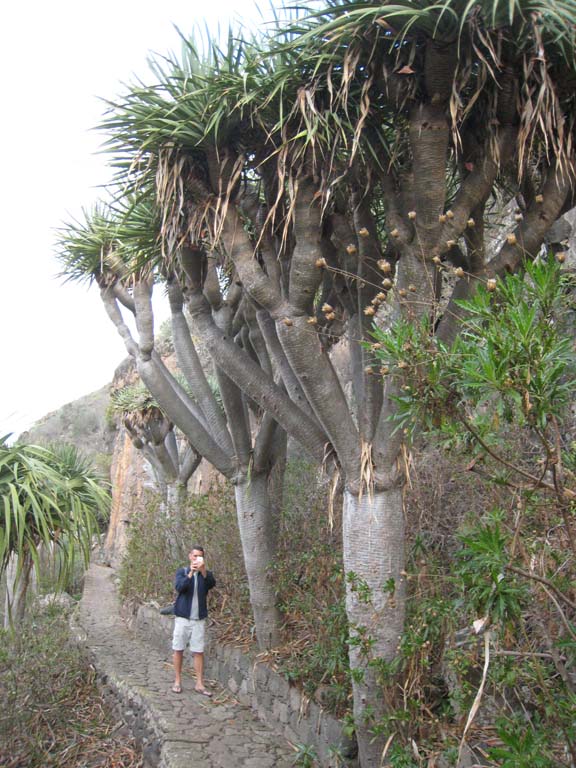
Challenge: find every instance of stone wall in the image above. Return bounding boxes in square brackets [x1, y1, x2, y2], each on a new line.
[130, 604, 358, 767]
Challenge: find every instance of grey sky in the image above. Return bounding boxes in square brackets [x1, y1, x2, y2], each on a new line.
[0, 0, 273, 438]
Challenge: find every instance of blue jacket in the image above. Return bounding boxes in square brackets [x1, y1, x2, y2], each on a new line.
[174, 567, 216, 620]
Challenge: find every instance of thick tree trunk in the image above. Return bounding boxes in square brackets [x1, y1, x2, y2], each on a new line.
[163, 481, 188, 557]
[234, 472, 282, 649]
[343, 487, 406, 768]
[165, 481, 186, 518]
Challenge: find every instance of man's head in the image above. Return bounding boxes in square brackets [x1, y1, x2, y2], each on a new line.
[188, 545, 205, 565]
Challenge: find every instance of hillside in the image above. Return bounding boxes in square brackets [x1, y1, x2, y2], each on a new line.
[21, 384, 116, 470]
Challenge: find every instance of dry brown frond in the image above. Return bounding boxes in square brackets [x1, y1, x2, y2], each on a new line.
[359, 439, 374, 504]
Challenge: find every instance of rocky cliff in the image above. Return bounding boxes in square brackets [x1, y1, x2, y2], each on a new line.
[22, 356, 155, 566]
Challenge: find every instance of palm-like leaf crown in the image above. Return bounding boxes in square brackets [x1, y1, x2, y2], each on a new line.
[99, 32, 254, 255]
[95, 0, 576, 271]
[57, 193, 162, 285]
[0, 437, 109, 585]
[110, 382, 161, 416]
[99, 18, 331, 256]
[58, 0, 576, 346]
[286, 0, 576, 175]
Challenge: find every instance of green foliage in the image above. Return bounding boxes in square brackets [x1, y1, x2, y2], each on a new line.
[272, 460, 350, 714]
[0, 437, 109, 597]
[116, 442, 576, 761]
[292, 742, 319, 767]
[489, 714, 562, 767]
[383, 742, 419, 768]
[372, 258, 576, 444]
[346, 570, 373, 603]
[118, 496, 180, 604]
[0, 605, 140, 767]
[119, 481, 250, 627]
[119, 460, 352, 714]
[366, 259, 576, 762]
[56, 195, 161, 284]
[110, 381, 158, 415]
[455, 511, 527, 623]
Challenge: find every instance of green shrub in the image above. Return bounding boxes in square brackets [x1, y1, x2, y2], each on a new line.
[118, 481, 250, 633]
[271, 460, 350, 713]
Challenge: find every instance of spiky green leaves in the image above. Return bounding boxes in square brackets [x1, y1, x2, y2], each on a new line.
[283, 0, 576, 178]
[109, 382, 159, 416]
[370, 258, 576, 441]
[0, 437, 109, 596]
[57, 194, 162, 285]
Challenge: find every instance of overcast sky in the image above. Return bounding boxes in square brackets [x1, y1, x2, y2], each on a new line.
[0, 0, 275, 438]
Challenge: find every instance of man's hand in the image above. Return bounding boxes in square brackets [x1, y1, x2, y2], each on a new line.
[190, 556, 207, 577]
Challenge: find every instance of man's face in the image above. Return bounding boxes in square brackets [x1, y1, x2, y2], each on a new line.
[189, 549, 204, 566]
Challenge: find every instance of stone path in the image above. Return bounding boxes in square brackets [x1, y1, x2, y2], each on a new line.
[74, 564, 296, 768]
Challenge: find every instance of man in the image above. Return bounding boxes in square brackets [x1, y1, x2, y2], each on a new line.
[171, 545, 216, 695]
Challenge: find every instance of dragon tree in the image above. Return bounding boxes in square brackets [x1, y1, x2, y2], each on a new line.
[61, 2, 576, 763]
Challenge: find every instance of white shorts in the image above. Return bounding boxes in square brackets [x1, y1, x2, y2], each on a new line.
[172, 617, 206, 653]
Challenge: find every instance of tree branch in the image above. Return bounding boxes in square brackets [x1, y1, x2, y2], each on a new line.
[458, 414, 575, 500]
[222, 206, 284, 314]
[99, 286, 139, 358]
[215, 365, 253, 472]
[137, 354, 234, 477]
[256, 309, 324, 427]
[111, 282, 135, 313]
[178, 446, 202, 486]
[187, 289, 327, 462]
[275, 316, 361, 479]
[167, 280, 234, 456]
[506, 565, 576, 612]
[253, 411, 281, 474]
[489, 163, 573, 275]
[133, 279, 155, 360]
[287, 176, 325, 314]
[438, 128, 517, 253]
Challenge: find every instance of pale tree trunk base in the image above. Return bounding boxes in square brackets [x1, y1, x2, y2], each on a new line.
[235, 473, 282, 650]
[4, 550, 35, 628]
[343, 487, 406, 768]
[164, 482, 187, 558]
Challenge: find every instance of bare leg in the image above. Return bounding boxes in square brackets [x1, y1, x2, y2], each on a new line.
[193, 652, 204, 690]
[173, 650, 184, 690]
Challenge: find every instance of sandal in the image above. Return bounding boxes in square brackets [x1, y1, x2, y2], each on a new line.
[195, 687, 213, 697]
[172, 683, 182, 694]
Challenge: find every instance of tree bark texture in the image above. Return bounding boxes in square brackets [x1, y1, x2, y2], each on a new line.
[234, 473, 282, 649]
[343, 488, 406, 768]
